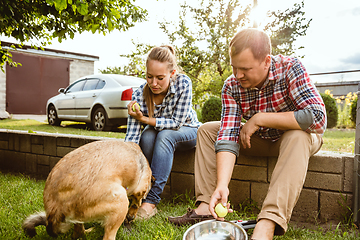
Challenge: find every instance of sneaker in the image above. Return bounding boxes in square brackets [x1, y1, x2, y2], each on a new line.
[167, 208, 215, 226]
[136, 207, 158, 220]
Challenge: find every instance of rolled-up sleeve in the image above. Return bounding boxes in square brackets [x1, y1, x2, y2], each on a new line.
[288, 60, 327, 134]
[215, 78, 242, 155]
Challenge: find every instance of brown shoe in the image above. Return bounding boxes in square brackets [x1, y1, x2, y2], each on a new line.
[167, 208, 215, 226]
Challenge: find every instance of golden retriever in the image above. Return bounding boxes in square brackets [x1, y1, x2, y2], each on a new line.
[23, 140, 152, 240]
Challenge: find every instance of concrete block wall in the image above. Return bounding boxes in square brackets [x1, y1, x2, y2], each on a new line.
[69, 59, 95, 84]
[0, 129, 354, 224]
[0, 130, 106, 177]
[170, 145, 354, 224]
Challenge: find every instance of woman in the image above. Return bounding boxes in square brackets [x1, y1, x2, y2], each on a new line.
[125, 45, 201, 219]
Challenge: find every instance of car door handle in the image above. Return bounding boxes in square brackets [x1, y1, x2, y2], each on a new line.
[92, 94, 97, 97]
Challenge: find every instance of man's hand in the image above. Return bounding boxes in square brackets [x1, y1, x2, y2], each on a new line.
[240, 114, 260, 149]
[210, 151, 236, 220]
[209, 187, 233, 220]
[240, 112, 301, 148]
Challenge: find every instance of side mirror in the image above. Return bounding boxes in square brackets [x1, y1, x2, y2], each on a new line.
[58, 88, 65, 94]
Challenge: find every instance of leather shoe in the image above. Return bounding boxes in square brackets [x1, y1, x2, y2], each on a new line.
[167, 208, 215, 226]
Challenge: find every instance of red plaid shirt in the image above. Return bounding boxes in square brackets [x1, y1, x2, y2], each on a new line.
[218, 55, 326, 143]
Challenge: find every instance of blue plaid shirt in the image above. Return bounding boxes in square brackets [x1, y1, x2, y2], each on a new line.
[125, 74, 201, 144]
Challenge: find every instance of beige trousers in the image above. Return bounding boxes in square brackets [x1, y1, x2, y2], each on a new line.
[194, 121, 323, 235]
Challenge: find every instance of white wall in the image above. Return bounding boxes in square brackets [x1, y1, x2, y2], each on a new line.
[69, 60, 95, 84]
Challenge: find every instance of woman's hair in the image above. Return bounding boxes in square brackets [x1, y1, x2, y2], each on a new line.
[229, 28, 271, 61]
[143, 45, 179, 117]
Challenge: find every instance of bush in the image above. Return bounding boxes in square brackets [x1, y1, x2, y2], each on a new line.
[201, 97, 222, 123]
[350, 96, 357, 125]
[320, 93, 338, 128]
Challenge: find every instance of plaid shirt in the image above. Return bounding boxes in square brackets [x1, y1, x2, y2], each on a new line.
[125, 74, 201, 144]
[218, 55, 326, 144]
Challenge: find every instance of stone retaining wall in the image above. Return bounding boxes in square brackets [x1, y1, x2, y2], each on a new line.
[0, 129, 354, 223]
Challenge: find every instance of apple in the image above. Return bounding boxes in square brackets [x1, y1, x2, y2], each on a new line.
[215, 203, 228, 218]
[132, 102, 140, 112]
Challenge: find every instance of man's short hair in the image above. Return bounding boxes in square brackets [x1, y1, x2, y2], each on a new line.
[229, 28, 271, 61]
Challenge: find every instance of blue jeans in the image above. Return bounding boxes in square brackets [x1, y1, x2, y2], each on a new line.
[139, 125, 198, 205]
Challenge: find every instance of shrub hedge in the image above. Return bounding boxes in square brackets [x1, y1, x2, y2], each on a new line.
[320, 93, 338, 128]
[201, 97, 222, 123]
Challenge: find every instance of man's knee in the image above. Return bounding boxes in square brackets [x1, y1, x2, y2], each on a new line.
[281, 130, 311, 143]
[278, 130, 314, 156]
[197, 121, 220, 139]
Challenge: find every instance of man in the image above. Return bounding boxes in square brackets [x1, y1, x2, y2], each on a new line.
[168, 28, 326, 240]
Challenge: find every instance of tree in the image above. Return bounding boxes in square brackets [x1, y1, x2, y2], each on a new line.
[103, 0, 311, 106]
[0, 0, 147, 70]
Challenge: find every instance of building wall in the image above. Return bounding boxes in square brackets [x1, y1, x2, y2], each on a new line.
[315, 81, 360, 98]
[69, 59, 95, 84]
[1, 47, 97, 114]
[0, 69, 5, 111]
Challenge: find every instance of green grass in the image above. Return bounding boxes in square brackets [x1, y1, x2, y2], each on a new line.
[321, 129, 355, 153]
[0, 172, 358, 240]
[0, 118, 126, 139]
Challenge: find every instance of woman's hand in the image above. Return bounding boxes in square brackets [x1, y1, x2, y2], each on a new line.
[127, 101, 156, 126]
[127, 101, 144, 121]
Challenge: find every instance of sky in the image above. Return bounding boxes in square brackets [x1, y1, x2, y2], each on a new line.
[2, 0, 360, 83]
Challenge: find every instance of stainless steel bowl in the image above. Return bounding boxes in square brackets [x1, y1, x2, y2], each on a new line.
[183, 220, 248, 240]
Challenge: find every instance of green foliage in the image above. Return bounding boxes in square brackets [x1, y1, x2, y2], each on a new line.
[201, 97, 222, 123]
[0, 0, 147, 71]
[350, 97, 357, 125]
[337, 104, 355, 129]
[265, 1, 312, 57]
[320, 93, 338, 129]
[111, 0, 311, 107]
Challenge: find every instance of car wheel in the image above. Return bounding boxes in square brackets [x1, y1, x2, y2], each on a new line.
[92, 107, 110, 131]
[48, 105, 61, 126]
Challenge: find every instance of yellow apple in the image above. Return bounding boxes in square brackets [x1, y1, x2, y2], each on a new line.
[215, 203, 228, 218]
[132, 102, 140, 112]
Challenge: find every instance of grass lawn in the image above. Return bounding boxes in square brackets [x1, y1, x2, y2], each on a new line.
[0, 172, 359, 240]
[322, 129, 355, 153]
[0, 118, 126, 139]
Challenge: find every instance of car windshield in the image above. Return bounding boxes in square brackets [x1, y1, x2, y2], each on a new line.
[111, 75, 145, 87]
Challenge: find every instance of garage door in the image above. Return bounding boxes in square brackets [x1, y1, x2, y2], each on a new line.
[6, 52, 70, 114]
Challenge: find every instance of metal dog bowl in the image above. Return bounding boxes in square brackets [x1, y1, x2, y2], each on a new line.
[183, 220, 249, 240]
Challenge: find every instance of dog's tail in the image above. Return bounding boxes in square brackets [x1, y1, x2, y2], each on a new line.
[22, 212, 46, 237]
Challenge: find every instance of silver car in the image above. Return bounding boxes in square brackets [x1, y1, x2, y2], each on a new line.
[46, 74, 146, 131]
